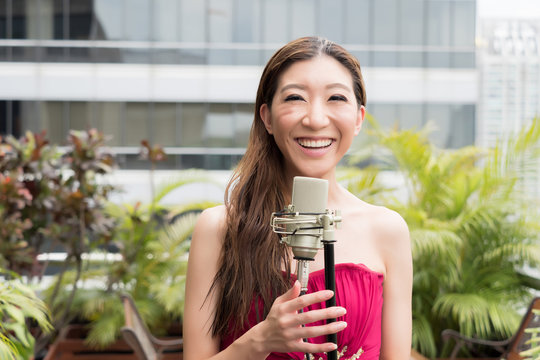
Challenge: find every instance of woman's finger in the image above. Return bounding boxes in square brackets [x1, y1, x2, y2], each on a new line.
[273, 280, 301, 305]
[292, 306, 347, 326]
[289, 321, 347, 340]
[281, 289, 335, 313]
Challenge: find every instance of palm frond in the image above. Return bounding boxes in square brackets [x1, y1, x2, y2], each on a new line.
[412, 313, 437, 358]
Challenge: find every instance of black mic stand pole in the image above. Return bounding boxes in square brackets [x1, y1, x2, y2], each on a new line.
[321, 212, 341, 360]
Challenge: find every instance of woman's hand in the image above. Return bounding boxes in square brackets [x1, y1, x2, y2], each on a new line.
[250, 280, 347, 355]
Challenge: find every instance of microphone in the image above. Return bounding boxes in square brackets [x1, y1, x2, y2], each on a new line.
[271, 177, 328, 291]
[270, 176, 342, 360]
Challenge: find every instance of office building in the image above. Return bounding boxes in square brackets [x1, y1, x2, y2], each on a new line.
[0, 0, 477, 173]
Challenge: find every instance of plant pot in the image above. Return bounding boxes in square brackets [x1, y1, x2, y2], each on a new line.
[43, 324, 182, 360]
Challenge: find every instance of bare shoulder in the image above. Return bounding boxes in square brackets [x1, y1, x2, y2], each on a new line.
[188, 205, 227, 272]
[366, 204, 409, 243]
[193, 205, 227, 242]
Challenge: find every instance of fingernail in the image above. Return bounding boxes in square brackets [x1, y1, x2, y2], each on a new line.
[335, 307, 347, 316]
[336, 321, 347, 330]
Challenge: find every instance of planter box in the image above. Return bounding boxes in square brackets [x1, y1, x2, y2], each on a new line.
[44, 324, 182, 360]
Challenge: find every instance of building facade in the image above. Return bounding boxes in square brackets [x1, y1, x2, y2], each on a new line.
[476, 18, 540, 199]
[0, 0, 477, 171]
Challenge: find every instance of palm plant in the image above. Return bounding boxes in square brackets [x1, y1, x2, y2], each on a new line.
[344, 116, 540, 358]
[43, 168, 222, 348]
[0, 268, 52, 360]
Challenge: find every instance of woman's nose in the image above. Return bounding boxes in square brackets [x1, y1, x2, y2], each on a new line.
[302, 101, 329, 129]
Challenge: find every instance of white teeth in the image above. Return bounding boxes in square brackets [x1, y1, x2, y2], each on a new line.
[297, 139, 332, 148]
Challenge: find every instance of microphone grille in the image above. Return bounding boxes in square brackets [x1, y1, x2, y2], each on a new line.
[291, 177, 328, 213]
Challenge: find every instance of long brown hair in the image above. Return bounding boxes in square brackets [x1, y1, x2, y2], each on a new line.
[209, 36, 367, 338]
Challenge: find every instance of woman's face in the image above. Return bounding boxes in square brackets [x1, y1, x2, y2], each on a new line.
[260, 55, 365, 181]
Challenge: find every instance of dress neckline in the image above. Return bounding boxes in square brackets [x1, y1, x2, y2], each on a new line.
[293, 262, 384, 279]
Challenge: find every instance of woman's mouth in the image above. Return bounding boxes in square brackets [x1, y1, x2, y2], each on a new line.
[297, 138, 333, 149]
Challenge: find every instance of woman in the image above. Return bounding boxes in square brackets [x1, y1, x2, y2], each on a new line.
[183, 37, 412, 360]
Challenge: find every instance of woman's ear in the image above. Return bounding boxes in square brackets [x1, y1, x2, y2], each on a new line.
[354, 105, 366, 135]
[260, 104, 273, 134]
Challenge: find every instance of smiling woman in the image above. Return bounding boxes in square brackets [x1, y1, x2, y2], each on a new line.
[259, 55, 364, 181]
[183, 37, 412, 360]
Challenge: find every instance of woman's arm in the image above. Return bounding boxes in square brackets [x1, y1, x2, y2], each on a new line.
[379, 209, 413, 360]
[183, 206, 347, 360]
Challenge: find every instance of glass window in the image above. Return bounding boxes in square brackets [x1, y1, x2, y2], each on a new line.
[152, 103, 177, 146]
[180, 103, 205, 147]
[449, 104, 475, 148]
[234, 104, 253, 147]
[400, 0, 423, 46]
[69, 0, 92, 40]
[234, 0, 260, 42]
[426, 0, 450, 47]
[344, 0, 370, 44]
[94, 102, 123, 146]
[0, 1, 6, 39]
[373, 0, 398, 45]
[25, 0, 53, 40]
[125, 102, 149, 146]
[94, 0, 123, 40]
[14, 101, 40, 140]
[452, 1, 475, 48]
[19, 101, 40, 138]
[398, 104, 424, 130]
[262, 0, 288, 43]
[204, 104, 234, 147]
[153, 0, 178, 42]
[291, 0, 315, 39]
[125, 0, 151, 41]
[208, 0, 233, 42]
[69, 101, 92, 130]
[370, 104, 398, 129]
[52, 0, 65, 39]
[399, 52, 423, 67]
[318, 0, 344, 42]
[179, 0, 205, 42]
[10, 0, 28, 39]
[373, 51, 398, 67]
[426, 104, 451, 148]
[426, 51, 451, 68]
[40, 101, 67, 145]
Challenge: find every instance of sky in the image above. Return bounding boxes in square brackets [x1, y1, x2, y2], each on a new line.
[477, 0, 540, 19]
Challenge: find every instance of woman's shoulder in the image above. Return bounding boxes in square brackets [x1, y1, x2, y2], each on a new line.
[345, 195, 409, 245]
[192, 205, 228, 243]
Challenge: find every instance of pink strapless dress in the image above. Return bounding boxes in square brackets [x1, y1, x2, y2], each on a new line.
[220, 263, 384, 360]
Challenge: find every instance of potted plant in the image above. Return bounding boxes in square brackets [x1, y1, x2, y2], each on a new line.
[43, 140, 221, 350]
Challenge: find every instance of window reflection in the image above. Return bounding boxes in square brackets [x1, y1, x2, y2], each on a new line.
[125, 102, 149, 146]
[94, 0, 123, 40]
[153, 0, 179, 42]
[263, 0, 288, 43]
[318, 0, 344, 43]
[152, 103, 177, 146]
[205, 104, 234, 147]
[180, 103, 205, 147]
[344, 0, 370, 44]
[125, 0, 150, 41]
[291, 1, 315, 39]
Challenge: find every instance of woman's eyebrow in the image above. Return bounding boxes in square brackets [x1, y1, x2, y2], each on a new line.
[326, 83, 352, 92]
[279, 83, 352, 93]
[279, 83, 306, 93]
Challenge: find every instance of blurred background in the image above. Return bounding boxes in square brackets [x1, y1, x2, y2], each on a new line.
[0, 0, 539, 200]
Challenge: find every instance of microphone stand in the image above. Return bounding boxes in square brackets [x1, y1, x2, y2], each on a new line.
[271, 209, 341, 360]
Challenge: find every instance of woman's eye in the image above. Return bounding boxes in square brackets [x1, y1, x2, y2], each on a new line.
[329, 95, 347, 101]
[284, 94, 304, 102]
